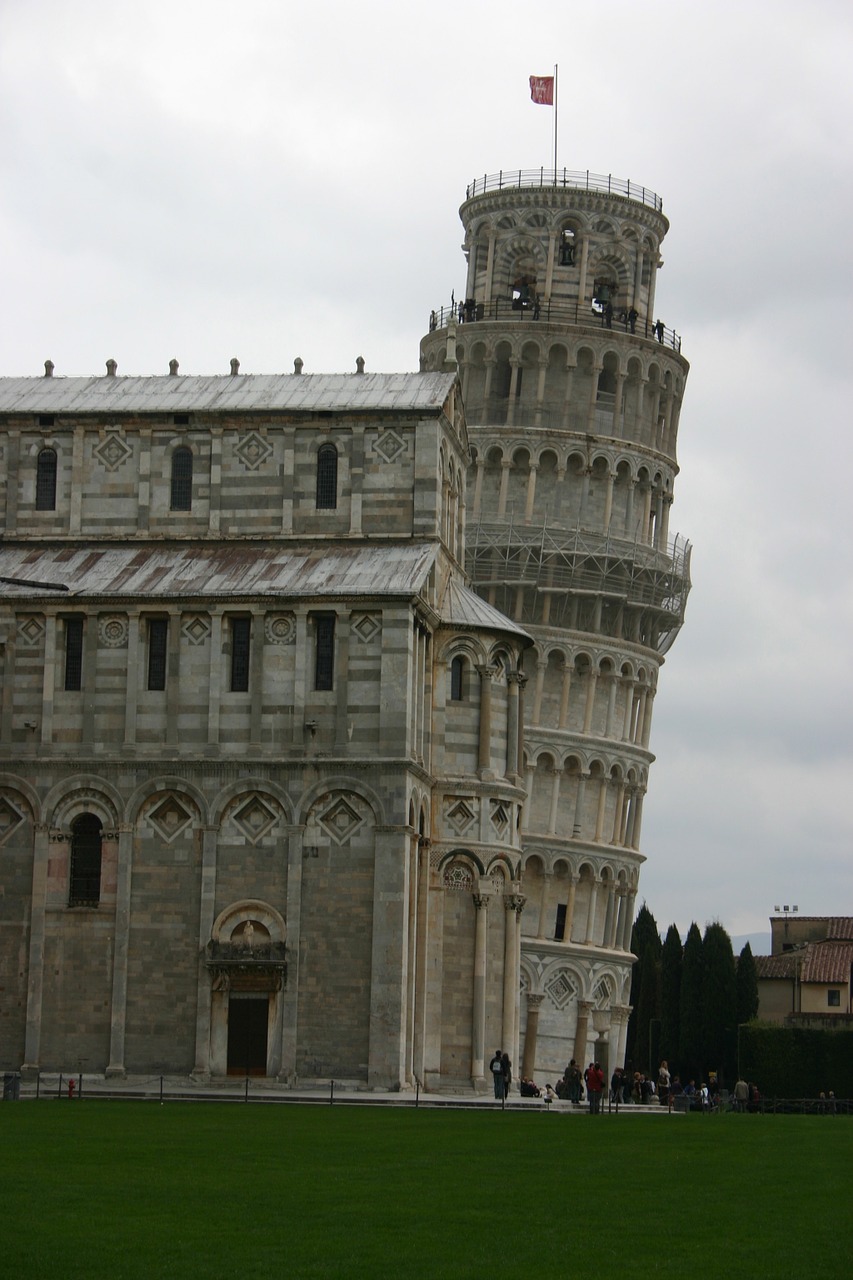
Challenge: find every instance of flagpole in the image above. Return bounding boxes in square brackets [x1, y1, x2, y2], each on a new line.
[554, 63, 558, 174]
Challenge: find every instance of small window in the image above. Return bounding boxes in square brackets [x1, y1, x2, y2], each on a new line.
[230, 617, 251, 692]
[316, 444, 338, 509]
[170, 447, 193, 511]
[36, 448, 58, 510]
[147, 618, 168, 691]
[314, 615, 335, 690]
[64, 617, 84, 691]
[450, 655, 465, 702]
[69, 813, 102, 906]
[554, 903, 567, 941]
[828, 989, 841, 1007]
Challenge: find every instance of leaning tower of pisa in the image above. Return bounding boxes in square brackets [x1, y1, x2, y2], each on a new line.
[420, 168, 691, 1081]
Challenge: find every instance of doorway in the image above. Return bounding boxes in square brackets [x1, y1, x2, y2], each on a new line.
[227, 995, 269, 1075]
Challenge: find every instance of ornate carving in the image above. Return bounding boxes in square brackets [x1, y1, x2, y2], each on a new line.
[443, 862, 474, 892]
[93, 431, 132, 472]
[234, 431, 272, 471]
[98, 615, 128, 648]
[351, 613, 380, 643]
[17, 616, 45, 647]
[373, 429, 407, 463]
[264, 613, 296, 645]
[182, 615, 211, 646]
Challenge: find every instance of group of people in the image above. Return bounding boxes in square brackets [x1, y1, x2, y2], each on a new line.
[488, 1049, 512, 1100]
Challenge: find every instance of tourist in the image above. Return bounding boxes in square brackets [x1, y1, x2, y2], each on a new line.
[489, 1048, 504, 1100]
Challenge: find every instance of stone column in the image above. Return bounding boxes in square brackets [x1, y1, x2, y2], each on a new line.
[521, 992, 544, 1080]
[106, 824, 134, 1077]
[629, 792, 645, 850]
[615, 889, 628, 951]
[612, 1004, 632, 1068]
[573, 999, 592, 1066]
[207, 612, 222, 747]
[604, 673, 618, 738]
[558, 662, 572, 730]
[594, 775, 608, 842]
[585, 877, 600, 945]
[524, 462, 538, 522]
[278, 825, 303, 1082]
[582, 669, 598, 735]
[367, 826, 410, 1088]
[602, 881, 617, 949]
[572, 773, 588, 838]
[621, 892, 637, 952]
[471, 893, 489, 1087]
[611, 781, 626, 844]
[411, 838, 430, 1086]
[577, 235, 590, 310]
[484, 230, 496, 304]
[40, 614, 57, 747]
[621, 679, 635, 741]
[536, 871, 551, 941]
[192, 824, 220, 1079]
[506, 672, 521, 781]
[472, 456, 485, 519]
[123, 611, 140, 747]
[531, 659, 546, 726]
[477, 665, 495, 778]
[565, 873, 579, 943]
[497, 459, 512, 516]
[503, 893, 525, 1076]
[506, 361, 521, 428]
[22, 822, 51, 1078]
[612, 369, 625, 438]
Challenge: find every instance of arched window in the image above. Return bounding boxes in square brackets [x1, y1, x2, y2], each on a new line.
[69, 813, 103, 906]
[450, 655, 465, 702]
[36, 448, 57, 510]
[316, 444, 338, 509]
[170, 447, 193, 511]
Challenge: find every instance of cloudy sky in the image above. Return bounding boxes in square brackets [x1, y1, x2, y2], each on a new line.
[2, 0, 851, 947]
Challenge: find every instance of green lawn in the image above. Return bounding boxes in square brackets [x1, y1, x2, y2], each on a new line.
[0, 1102, 849, 1278]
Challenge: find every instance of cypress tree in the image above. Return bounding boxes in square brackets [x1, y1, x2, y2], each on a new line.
[659, 923, 682, 1065]
[678, 922, 704, 1083]
[736, 942, 759, 1025]
[633, 940, 661, 1073]
[702, 922, 737, 1084]
[626, 904, 661, 1069]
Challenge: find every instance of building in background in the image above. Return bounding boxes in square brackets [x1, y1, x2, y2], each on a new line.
[421, 168, 691, 1080]
[755, 916, 853, 1024]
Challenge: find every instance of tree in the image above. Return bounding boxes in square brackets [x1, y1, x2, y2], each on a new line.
[702, 922, 737, 1084]
[626, 904, 661, 1069]
[678, 922, 704, 1082]
[659, 923, 682, 1066]
[736, 942, 759, 1025]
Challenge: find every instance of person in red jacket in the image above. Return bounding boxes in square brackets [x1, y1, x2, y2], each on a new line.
[584, 1062, 605, 1114]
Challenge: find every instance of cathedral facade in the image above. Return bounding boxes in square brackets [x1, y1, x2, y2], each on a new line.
[0, 169, 689, 1089]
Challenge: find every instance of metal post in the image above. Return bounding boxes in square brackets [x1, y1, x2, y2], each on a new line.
[159, 1076, 164, 1104]
[36, 1072, 40, 1100]
[330, 1079, 335, 1105]
[244, 1073, 249, 1103]
[78, 1072, 82, 1099]
[58, 1073, 62, 1100]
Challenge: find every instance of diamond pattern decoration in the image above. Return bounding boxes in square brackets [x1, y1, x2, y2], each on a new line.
[148, 795, 193, 843]
[93, 432, 132, 472]
[234, 431, 272, 471]
[98, 615, 128, 648]
[18, 617, 45, 647]
[231, 795, 279, 845]
[593, 977, 613, 1009]
[0, 797, 25, 845]
[373, 429, 407, 463]
[490, 801, 509, 839]
[352, 613, 380, 643]
[446, 798, 476, 836]
[182, 615, 211, 646]
[546, 970, 579, 1010]
[318, 796, 364, 845]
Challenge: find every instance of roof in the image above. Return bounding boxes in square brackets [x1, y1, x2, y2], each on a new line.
[0, 543, 439, 601]
[801, 942, 853, 985]
[755, 954, 796, 980]
[438, 576, 531, 643]
[0, 371, 457, 416]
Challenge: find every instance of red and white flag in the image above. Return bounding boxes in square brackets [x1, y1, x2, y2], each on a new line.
[529, 75, 554, 106]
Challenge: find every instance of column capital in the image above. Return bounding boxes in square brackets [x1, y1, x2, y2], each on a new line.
[577, 999, 593, 1014]
[504, 893, 526, 915]
[526, 992, 545, 1010]
[472, 893, 490, 911]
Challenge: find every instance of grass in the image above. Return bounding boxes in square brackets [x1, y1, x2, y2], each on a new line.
[1, 1102, 850, 1278]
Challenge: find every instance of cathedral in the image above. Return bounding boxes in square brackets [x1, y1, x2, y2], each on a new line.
[0, 168, 690, 1089]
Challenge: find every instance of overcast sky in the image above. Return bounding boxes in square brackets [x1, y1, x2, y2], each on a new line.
[2, 0, 851, 947]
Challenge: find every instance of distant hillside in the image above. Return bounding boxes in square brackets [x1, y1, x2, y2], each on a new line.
[732, 932, 771, 957]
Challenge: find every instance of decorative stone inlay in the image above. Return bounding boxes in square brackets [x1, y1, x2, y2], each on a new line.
[17, 617, 45, 646]
[490, 869, 505, 893]
[373, 429, 407, 463]
[182, 615, 211, 645]
[443, 862, 473, 892]
[264, 613, 296, 645]
[98, 615, 128, 648]
[490, 801, 509, 839]
[351, 613, 380, 643]
[0, 797, 25, 845]
[147, 795, 193, 843]
[93, 431, 132, 471]
[446, 797, 476, 836]
[593, 976, 614, 1008]
[234, 431, 272, 471]
[545, 970, 578, 1010]
[231, 796, 279, 845]
[317, 796, 364, 845]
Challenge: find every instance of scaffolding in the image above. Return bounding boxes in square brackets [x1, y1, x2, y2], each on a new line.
[466, 517, 691, 654]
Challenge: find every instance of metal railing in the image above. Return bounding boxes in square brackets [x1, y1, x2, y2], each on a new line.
[427, 297, 682, 353]
[464, 169, 663, 212]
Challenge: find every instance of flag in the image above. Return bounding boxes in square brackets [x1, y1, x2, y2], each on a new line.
[529, 75, 554, 106]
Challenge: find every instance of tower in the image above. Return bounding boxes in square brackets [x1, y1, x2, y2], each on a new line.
[420, 168, 691, 1079]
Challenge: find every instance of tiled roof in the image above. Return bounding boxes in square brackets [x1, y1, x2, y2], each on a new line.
[825, 918, 853, 941]
[0, 543, 439, 601]
[0, 371, 457, 415]
[438, 576, 532, 643]
[755, 953, 796, 980]
[801, 942, 853, 985]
